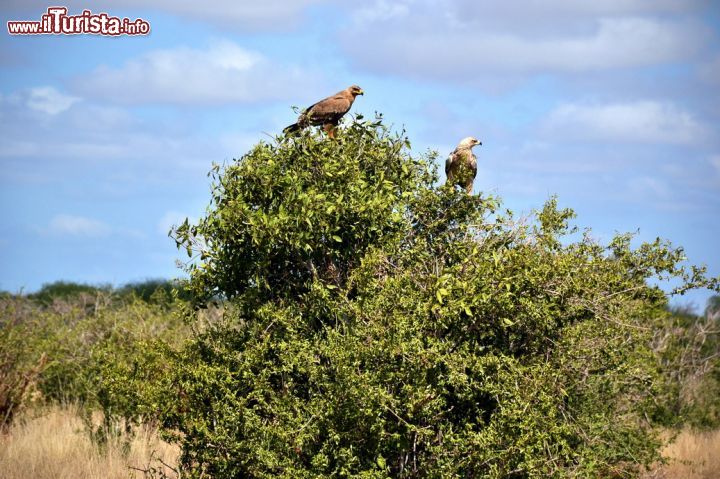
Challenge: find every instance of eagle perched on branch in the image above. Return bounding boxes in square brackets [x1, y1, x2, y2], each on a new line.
[445, 136, 482, 194]
[284, 85, 364, 138]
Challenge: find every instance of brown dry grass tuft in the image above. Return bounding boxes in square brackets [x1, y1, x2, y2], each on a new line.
[0, 405, 179, 479]
[645, 428, 720, 479]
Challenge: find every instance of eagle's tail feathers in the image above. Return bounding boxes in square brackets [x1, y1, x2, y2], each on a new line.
[283, 123, 301, 135]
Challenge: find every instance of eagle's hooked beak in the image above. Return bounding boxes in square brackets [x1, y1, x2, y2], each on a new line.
[358, 89, 364, 95]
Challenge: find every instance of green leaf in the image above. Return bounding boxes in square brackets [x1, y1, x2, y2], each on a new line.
[436, 288, 448, 303]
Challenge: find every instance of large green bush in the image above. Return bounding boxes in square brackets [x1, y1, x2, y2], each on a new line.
[167, 117, 719, 477]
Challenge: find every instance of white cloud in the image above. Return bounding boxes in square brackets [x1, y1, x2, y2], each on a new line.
[340, 0, 709, 83]
[48, 214, 111, 237]
[25, 87, 79, 115]
[75, 40, 320, 105]
[353, 0, 411, 25]
[0, 99, 146, 161]
[540, 101, 707, 145]
[345, 18, 704, 77]
[0, 89, 241, 189]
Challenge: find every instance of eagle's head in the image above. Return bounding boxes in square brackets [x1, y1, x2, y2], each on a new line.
[348, 85, 364, 96]
[459, 137, 482, 149]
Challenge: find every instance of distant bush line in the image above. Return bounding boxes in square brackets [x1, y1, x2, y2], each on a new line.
[0, 278, 192, 305]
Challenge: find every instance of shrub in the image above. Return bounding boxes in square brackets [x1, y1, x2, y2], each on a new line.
[0, 298, 47, 430]
[165, 117, 720, 478]
[0, 289, 191, 437]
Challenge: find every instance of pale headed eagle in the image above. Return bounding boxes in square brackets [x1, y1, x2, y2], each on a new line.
[445, 137, 482, 194]
[284, 85, 364, 138]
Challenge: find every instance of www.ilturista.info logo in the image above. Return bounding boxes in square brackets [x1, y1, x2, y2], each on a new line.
[7, 7, 150, 36]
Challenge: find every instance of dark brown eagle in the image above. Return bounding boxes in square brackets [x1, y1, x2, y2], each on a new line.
[284, 85, 364, 138]
[445, 136, 482, 194]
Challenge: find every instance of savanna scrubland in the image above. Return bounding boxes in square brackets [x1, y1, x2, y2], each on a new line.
[2, 118, 719, 478]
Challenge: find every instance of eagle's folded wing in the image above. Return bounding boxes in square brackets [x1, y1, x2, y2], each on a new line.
[306, 97, 352, 125]
[446, 148, 458, 177]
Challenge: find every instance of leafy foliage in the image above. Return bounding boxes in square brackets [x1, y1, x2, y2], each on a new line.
[0, 287, 192, 444]
[173, 116, 432, 306]
[166, 117, 720, 478]
[0, 299, 47, 430]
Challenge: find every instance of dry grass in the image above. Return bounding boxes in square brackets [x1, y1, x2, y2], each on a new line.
[3, 405, 719, 479]
[645, 428, 720, 479]
[0, 405, 179, 479]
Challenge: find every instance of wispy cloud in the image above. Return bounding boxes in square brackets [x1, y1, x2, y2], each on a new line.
[0, 86, 80, 116]
[26, 87, 80, 115]
[74, 40, 321, 106]
[0, 88, 230, 178]
[47, 214, 111, 237]
[540, 101, 707, 145]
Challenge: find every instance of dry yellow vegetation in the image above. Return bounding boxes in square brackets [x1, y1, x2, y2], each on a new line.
[645, 428, 720, 479]
[0, 405, 179, 479]
[2, 405, 720, 479]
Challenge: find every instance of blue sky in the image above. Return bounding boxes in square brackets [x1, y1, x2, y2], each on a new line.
[1, 1, 719, 311]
